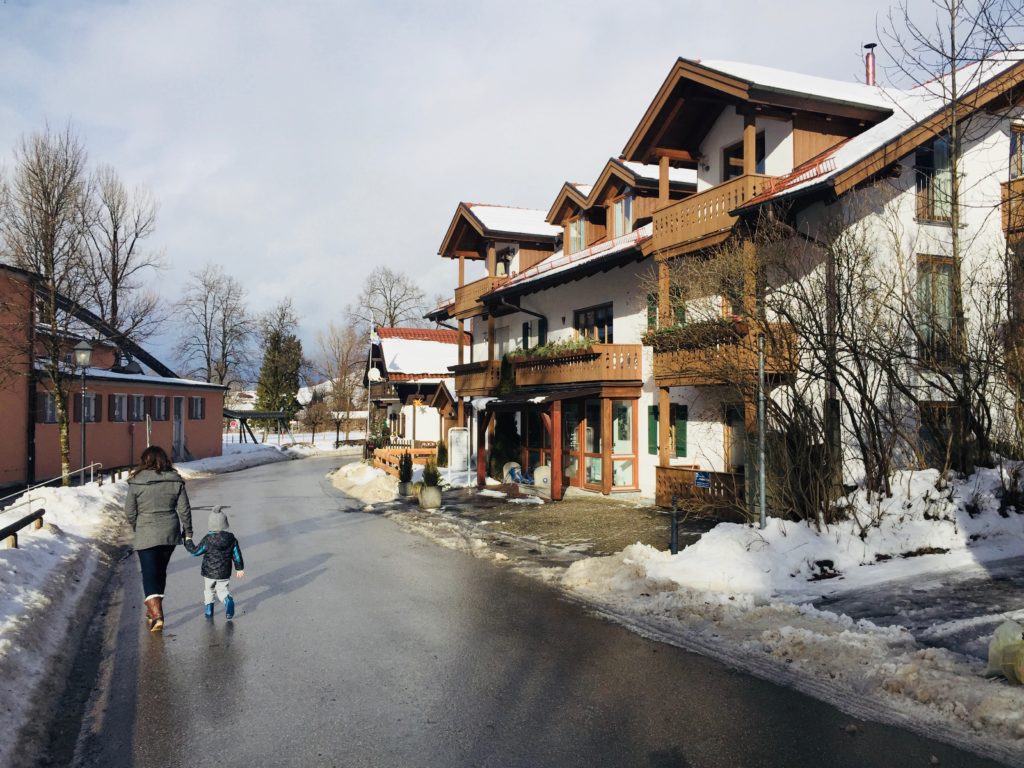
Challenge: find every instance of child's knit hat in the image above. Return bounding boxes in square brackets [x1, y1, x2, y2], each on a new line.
[208, 505, 230, 532]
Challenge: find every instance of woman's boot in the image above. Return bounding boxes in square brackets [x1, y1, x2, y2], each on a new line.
[145, 596, 164, 632]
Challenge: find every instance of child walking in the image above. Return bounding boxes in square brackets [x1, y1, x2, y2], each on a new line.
[184, 506, 245, 619]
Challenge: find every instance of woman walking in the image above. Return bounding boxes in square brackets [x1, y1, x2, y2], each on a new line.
[124, 445, 193, 632]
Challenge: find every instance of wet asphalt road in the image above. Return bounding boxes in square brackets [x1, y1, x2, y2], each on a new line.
[66, 456, 1007, 768]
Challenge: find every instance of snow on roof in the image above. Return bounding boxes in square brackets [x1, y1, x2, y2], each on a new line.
[379, 336, 463, 379]
[466, 203, 562, 238]
[572, 183, 593, 197]
[748, 50, 1024, 204]
[74, 366, 226, 389]
[377, 327, 468, 344]
[490, 223, 652, 295]
[620, 161, 696, 186]
[696, 58, 896, 112]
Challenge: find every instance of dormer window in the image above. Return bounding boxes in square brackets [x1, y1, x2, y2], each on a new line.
[568, 217, 586, 254]
[611, 196, 632, 238]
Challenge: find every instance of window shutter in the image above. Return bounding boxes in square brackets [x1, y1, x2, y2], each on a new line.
[93, 394, 102, 423]
[73, 393, 82, 423]
[145, 395, 154, 418]
[187, 397, 195, 420]
[108, 394, 117, 421]
[647, 405, 658, 455]
[672, 404, 687, 457]
[200, 397, 206, 419]
[522, 321, 530, 350]
[538, 317, 547, 346]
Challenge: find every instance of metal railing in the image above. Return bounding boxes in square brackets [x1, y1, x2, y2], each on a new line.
[1, 508, 46, 548]
[0, 462, 105, 514]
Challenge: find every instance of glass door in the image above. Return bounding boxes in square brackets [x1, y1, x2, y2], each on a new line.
[583, 399, 603, 488]
[562, 402, 581, 487]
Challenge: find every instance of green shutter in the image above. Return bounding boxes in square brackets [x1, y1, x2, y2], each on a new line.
[673, 303, 686, 326]
[647, 405, 658, 455]
[672, 404, 687, 457]
[647, 293, 658, 329]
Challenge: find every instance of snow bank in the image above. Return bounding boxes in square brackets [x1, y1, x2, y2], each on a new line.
[559, 467, 1024, 762]
[331, 462, 398, 504]
[177, 443, 294, 478]
[0, 481, 125, 768]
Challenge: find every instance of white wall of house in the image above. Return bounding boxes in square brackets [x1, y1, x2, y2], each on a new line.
[385, 402, 443, 444]
[697, 107, 794, 191]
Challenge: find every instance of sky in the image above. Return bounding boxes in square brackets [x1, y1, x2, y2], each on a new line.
[0, 0, 920, 371]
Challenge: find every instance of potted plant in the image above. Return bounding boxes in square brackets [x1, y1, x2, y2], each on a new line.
[397, 451, 414, 496]
[419, 459, 442, 510]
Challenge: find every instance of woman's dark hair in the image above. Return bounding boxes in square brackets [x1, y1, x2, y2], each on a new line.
[133, 445, 173, 476]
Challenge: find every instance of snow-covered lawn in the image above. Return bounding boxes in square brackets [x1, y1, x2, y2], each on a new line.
[330, 461, 496, 506]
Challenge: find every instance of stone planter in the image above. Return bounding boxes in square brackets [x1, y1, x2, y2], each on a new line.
[397, 481, 415, 497]
[419, 485, 442, 510]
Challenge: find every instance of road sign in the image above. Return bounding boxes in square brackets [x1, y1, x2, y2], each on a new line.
[695, 471, 711, 489]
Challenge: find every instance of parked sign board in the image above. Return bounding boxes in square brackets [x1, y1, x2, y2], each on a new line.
[695, 471, 711, 489]
[448, 427, 470, 474]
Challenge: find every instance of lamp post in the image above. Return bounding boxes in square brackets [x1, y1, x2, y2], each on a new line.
[365, 330, 381, 460]
[73, 339, 93, 484]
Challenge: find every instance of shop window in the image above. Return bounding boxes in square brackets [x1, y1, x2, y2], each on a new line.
[584, 399, 602, 485]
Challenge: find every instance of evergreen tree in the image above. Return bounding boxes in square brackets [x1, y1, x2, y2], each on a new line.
[256, 328, 303, 418]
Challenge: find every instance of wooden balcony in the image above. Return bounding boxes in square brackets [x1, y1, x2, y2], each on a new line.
[512, 344, 642, 388]
[652, 322, 796, 387]
[655, 465, 746, 519]
[450, 360, 501, 397]
[651, 174, 773, 258]
[451, 275, 508, 320]
[1003, 178, 1024, 243]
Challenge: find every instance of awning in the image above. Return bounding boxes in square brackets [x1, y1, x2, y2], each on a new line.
[483, 388, 601, 412]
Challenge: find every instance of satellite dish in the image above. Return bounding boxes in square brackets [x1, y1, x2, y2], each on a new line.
[367, 368, 382, 382]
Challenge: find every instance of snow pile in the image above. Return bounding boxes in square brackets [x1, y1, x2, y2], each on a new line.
[284, 443, 362, 459]
[559, 467, 1024, 761]
[177, 443, 294, 478]
[331, 462, 397, 503]
[0, 481, 125, 767]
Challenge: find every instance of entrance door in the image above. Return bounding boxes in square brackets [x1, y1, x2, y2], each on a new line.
[561, 402, 581, 488]
[172, 396, 185, 461]
[724, 403, 746, 474]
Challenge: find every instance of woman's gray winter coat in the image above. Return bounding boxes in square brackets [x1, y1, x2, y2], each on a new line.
[124, 469, 193, 550]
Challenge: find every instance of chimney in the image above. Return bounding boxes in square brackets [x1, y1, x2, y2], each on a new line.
[864, 43, 877, 86]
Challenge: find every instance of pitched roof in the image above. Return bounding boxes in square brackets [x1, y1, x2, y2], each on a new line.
[377, 327, 469, 344]
[465, 203, 562, 238]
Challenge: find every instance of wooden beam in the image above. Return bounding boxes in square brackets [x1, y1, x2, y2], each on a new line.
[486, 241, 496, 277]
[658, 388, 671, 468]
[551, 400, 563, 501]
[487, 315, 495, 363]
[476, 411, 489, 487]
[458, 254, 465, 288]
[601, 397, 612, 495]
[743, 112, 757, 176]
[457, 319, 465, 365]
[454, 249, 482, 261]
[659, 156, 671, 204]
[658, 261, 671, 327]
[654, 148, 697, 164]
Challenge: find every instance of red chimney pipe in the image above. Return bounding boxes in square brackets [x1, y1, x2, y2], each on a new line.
[864, 43, 877, 86]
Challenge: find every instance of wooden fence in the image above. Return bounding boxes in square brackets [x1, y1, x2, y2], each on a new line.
[1, 508, 45, 548]
[373, 447, 438, 478]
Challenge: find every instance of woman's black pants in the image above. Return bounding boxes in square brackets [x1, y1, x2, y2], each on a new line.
[137, 545, 176, 598]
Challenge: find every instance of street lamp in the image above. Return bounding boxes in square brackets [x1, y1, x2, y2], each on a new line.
[365, 330, 381, 460]
[73, 340, 93, 484]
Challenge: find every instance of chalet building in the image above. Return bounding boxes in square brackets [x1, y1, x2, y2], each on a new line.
[0, 264, 225, 490]
[365, 327, 468, 447]
[428, 49, 1024, 510]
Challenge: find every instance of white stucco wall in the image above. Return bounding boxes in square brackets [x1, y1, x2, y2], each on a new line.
[697, 107, 794, 191]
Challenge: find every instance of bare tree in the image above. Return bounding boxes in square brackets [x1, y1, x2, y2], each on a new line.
[346, 266, 428, 330]
[175, 264, 254, 387]
[84, 165, 167, 346]
[0, 125, 91, 484]
[315, 321, 365, 440]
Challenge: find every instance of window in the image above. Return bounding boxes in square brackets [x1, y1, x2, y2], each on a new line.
[1012, 124, 1024, 180]
[917, 255, 958, 363]
[611, 400, 637, 488]
[74, 393, 101, 423]
[109, 393, 127, 422]
[610, 196, 632, 238]
[574, 303, 613, 343]
[188, 396, 206, 420]
[148, 395, 169, 421]
[722, 132, 765, 181]
[647, 404, 687, 457]
[537, 317, 548, 346]
[584, 399, 602, 485]
[129, 394, 146, 422]
[916, 136, 953, 223]
[567, 217, 586, 254]
[37, 392, 58, 423]
[521, 321, 532, 351]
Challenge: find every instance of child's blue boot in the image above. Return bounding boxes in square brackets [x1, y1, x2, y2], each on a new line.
[204, 603, 214, 619]
[224, 596, 235, 620]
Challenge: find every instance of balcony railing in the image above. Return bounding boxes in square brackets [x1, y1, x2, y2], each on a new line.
[450, 360, 501, 397]
[651, 174, 773, 256]
[451, 275, 508, 319]
[652, 322, 796, 387]
[512, 343, 642, 388]
[655, 465, 746, 518]
[1003, 178, 1024, 240]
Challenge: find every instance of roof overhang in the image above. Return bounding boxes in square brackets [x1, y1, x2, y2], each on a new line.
[545, 182, 590, 225]
[622, 58, 893, 165]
